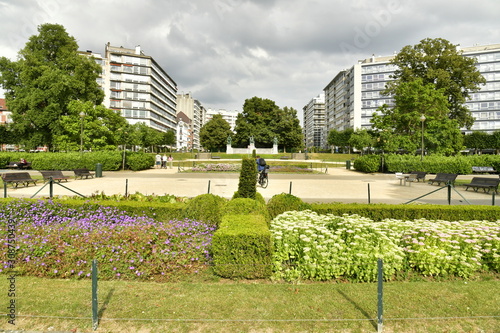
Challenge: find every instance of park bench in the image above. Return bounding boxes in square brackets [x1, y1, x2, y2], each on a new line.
[463, 177, 500, 193]
[211, 156, 221, 159]
[5, 161, 32, 169]
[409, 171, 427, 182]
[280, 156, 290, 160]
[472, 166, 497, 174]
[1, 172, 38, 188]
[73, 168, 94, 179]
[428, 173, 457, 186]
[40, 170, 70, 183]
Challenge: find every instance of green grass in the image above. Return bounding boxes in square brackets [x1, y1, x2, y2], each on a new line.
[1, 275, 498, 332]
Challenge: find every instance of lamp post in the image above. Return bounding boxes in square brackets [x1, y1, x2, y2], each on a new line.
[420, 114, 426, 161]
[79, 112, 85, 154]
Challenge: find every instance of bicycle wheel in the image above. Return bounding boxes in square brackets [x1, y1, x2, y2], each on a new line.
[260, 175, 268, 188]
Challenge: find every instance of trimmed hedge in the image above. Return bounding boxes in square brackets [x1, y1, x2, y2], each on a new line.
[224, 198, 271, 224]
[267, 193, 312, 219]
[310, 203, 500, 222]
[211, 214, 273, 279]
[184, 194, 227, 227]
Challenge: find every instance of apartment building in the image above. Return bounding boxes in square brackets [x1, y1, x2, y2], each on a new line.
[323, 43, 500, 147]
[82, 43, 178, 133]
[176, 93, 205, 150]
[302, 93, 326, 149]
[204, 108, 239, 131]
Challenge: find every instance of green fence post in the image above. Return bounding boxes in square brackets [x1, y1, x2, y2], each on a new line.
[377, 258, 384, 333]
[92, 259, 98, 331]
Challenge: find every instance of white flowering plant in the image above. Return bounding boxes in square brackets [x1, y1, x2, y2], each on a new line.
[270, 211, 500, 282]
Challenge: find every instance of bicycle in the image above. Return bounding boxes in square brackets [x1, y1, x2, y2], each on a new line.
[258, 166, 269, 188]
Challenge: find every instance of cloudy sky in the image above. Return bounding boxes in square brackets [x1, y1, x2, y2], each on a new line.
[1, 0, 500, 120]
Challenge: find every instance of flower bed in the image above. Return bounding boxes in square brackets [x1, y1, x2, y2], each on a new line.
[0, 200, 214, 281]
[191, 163, 241, 172]
[271, 211, 500, 282]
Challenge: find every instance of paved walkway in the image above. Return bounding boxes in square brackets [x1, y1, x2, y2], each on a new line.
[2, 166, 499, 206]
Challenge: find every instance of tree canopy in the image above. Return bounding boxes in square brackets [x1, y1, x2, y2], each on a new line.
[233, 97, 303, 150]
[199, 114, 233, 151]
[0, 23, 104, 150]
[371, 38, 485, 155]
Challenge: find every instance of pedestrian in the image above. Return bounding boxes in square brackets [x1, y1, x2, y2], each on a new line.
[155, 154, 161, 169]
[162, 154, 167, 168]
[168, 154, 173, 169]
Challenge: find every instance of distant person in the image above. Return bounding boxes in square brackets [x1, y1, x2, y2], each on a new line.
[168, 155, 173, 169]
[18, 158, 28, 169]
[155, 154, 161, 169]
[162, 154, 167, 168]
[256, 155, 266, 172]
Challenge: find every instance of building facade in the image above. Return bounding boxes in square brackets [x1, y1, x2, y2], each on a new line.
[323, 43, 500, 147]
[302, 93, 325, 149]
[204, 108, 239, 131]
[176, 93, 205, 150]
[83, 43, 178, 133]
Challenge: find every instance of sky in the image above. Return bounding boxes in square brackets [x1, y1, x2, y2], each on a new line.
[1, 0, 500, 121]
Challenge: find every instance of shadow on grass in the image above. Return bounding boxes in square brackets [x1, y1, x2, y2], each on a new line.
[98, 288, 115, 321]
[337, 289, 376, 330]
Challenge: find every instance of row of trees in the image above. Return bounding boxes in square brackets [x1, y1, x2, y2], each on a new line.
[330, 38, 491, 156]
[0, 23, 175, 152]
[200, 97, 304, 152]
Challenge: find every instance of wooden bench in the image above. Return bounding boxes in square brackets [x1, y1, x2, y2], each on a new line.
[5, 161, 32, 169]
[1, 172, 38, 188]
[409, 171, 427, 182]
[73, 168, 94, 179]
[211, 156, 221, 159]
[428, 173, 457, 186]
[280, 156, 290, 160]
[463, 177, 500, 193]
[40, 170, 70, 183]
[472, 166, 497, 174]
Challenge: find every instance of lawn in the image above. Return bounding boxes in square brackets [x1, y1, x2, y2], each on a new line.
[0, 276, 498, 332]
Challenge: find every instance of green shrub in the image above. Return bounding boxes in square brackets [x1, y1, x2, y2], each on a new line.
[126, 152, 155, 171]
[183, 194, 227, 227]
[310, 203, 500, 222]
[234, 157, 258, 199]
[353, 155, 381, 173]
[266, 193, 312, 219]
[212, 214, 273, 279]
[224, 198, 270, 224]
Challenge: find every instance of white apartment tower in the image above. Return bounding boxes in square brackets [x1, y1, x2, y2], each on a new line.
[323, 43, 500, 147]
[84, 44, 178, 133]
[302, 93, 326, 149]
[204, 108, 239, 131]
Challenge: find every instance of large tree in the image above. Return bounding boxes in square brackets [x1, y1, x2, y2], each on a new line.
[233, 97, 303, 150]
[199, 114, 233, 151]
[0, 23, 104, 150]
[387, 37, 486, 129]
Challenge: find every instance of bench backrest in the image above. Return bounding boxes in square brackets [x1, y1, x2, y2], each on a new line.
[74, 168, 91, 174]
[1, 172, 32, 180]
[471, 177, 500, 185]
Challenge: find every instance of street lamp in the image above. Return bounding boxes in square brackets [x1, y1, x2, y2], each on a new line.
[420, 114, 426, 161]
[79, 112, 85, 154]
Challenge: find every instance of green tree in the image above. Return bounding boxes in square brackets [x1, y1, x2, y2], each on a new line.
[327, 128, 353, 153]
[233, 97, 303, 150]
[463, 131, 492, 154]
[349, 129, 373, 154]
[372, 78, 463, 154]
[235, 157, 258, 199]
[199, 114, 233, 151]
[0, 23, 104, 149]
[388, 37, 486, 129]
[161, 130, 176, 150]
[53, 100, 128, 151]
[132, 122, 164, 152]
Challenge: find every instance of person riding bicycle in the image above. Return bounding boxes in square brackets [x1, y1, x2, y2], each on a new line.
[256, 155, 266, 173]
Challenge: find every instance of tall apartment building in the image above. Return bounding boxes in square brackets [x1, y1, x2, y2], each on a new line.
[302, 93, 326, 149]
[176, 93, 205, 150]
[82, 43, 178, 133]
[323, 43, 500, 147]
[204, 108, 239, 131]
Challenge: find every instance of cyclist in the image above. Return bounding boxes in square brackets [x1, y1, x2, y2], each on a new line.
[256, 156, 268, 187]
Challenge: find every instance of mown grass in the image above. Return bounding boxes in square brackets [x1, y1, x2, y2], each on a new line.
[1, 275, 498, 332]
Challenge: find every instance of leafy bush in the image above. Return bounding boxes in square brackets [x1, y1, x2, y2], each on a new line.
[224, 198, 270, 224]
[212, 214, 273, 279]
[183, 194, 227, 227]
[0, 199, 214, 281]
[234, 157, 258, 199]
[266, 193, 311, 219]
[126, 152, 155, 171]
[271, 211, 500, 282]
[353, 155, 381, 173]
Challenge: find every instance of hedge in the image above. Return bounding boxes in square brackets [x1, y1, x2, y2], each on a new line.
[211, 214, 273, 279]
